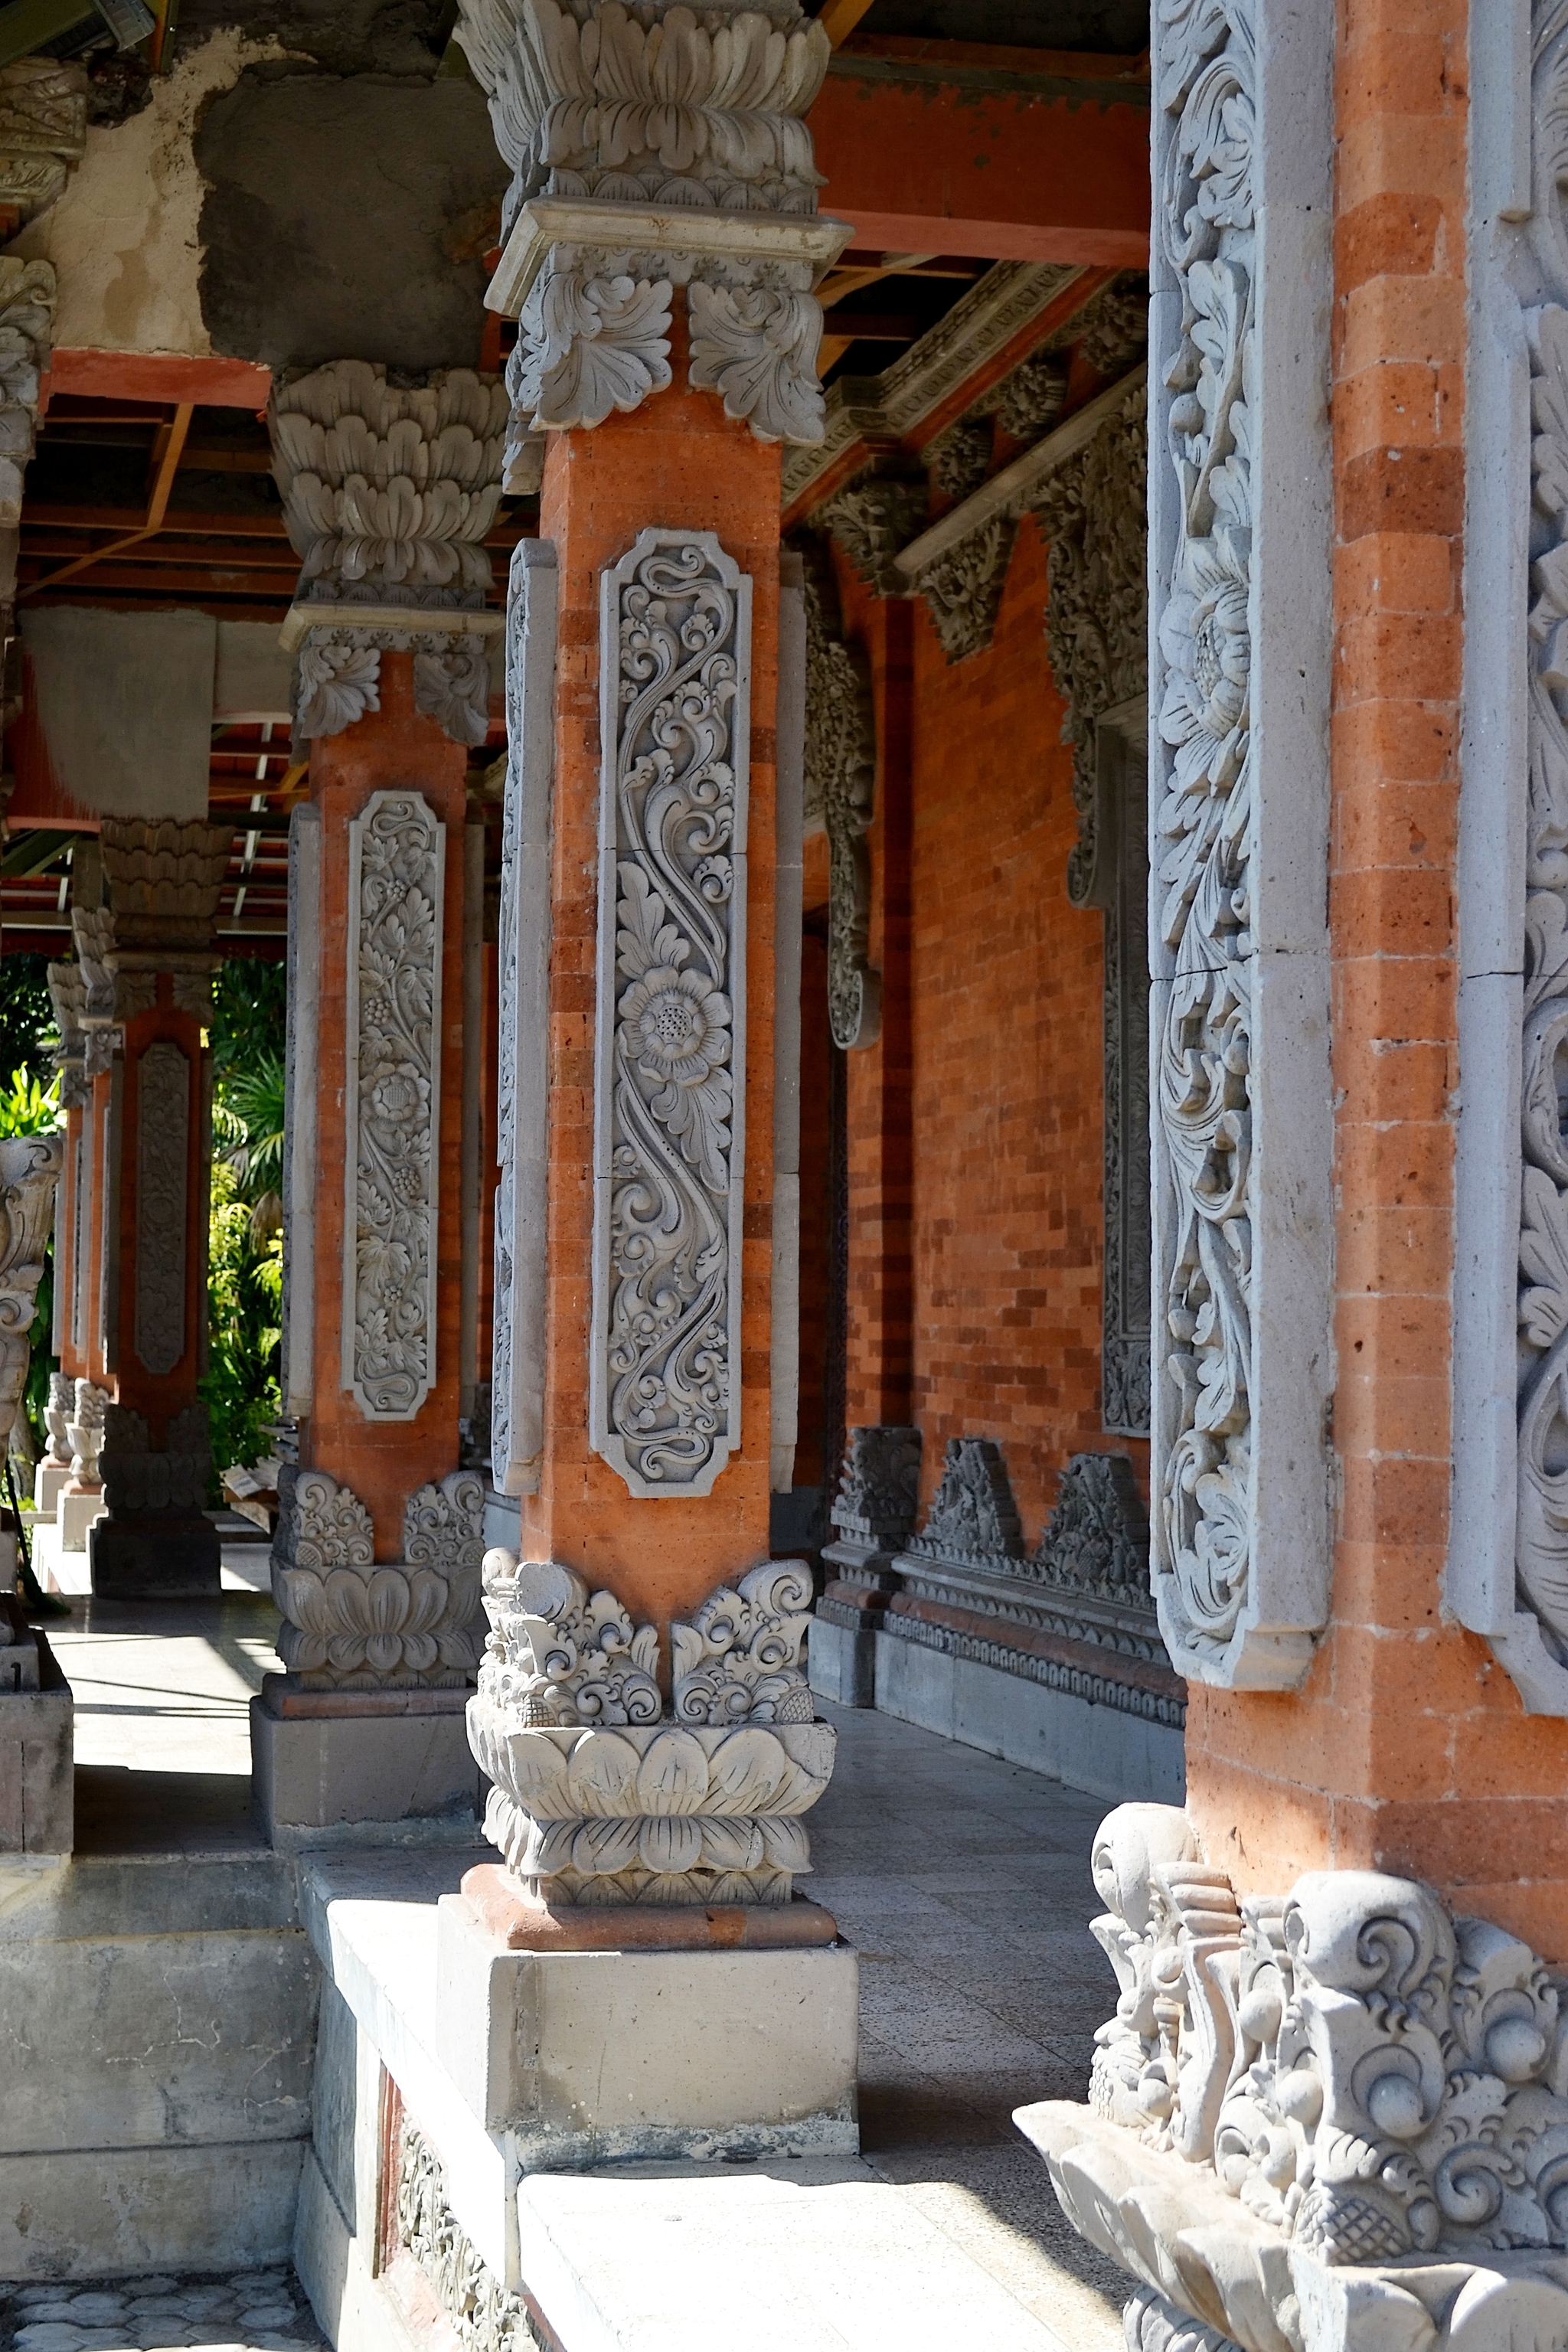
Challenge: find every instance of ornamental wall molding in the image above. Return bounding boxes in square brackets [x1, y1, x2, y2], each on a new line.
[270, 1465, 486, 1690]
[454, 2, 850, 446]
[1452, 0, 1568, 1714]
[132, 1040, 188, 1380]
[591, 531, 750, 1498]
[801, 547, 880, 1049]
[99, 1402, 212, 1518]
[1019, 1802, 1568, 2352]
[0, 1135, 61, 1457]
[342, 789, 443, 1423]
[492, 541, 559, 1501]
[396, 2118, 536, 2352]
[1143, 0, 1334, 1691]
[469, 1545, 832, 1906]
[270, 361, 507, 612]
[0, 60, 87, 229]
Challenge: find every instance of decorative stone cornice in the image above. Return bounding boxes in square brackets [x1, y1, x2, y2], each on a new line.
[801, 548, 879, 1050]
[1020, 1805, 1568, 2351]
[0, 1135, 62, 1457]
[0, 59, 86, 227]
[455, 2, 851, 445]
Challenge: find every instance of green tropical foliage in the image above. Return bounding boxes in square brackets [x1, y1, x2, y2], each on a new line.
[0, 1066, 61, 1138]
[199, 959, 288, 1482]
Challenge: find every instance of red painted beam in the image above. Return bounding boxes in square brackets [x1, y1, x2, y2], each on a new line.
[40, 350, 272, 413]
[809, 67, 1150, 267]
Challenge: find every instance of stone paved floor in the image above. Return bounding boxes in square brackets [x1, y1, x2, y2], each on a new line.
[0, 2270, 325, 2350]
[808, 1700, 1130, 2350]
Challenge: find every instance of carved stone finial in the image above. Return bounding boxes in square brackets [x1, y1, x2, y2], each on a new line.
[908, 1436, 1024, 1568]
[67, 1378, 107, 1487]
[454, 0, 845, 446]
[831, 1425, 922, 1548]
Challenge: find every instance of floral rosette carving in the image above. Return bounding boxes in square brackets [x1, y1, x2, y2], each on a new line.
[670, 1559, 814, 1723]
[594, 534, 749, 1496]
[1150, 0, 1260, 1671]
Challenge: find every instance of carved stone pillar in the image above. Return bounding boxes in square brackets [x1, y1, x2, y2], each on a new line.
[69, 821, 233, 1598]
[36, 961, 85, 1519]
[260, 361, 505, 1847]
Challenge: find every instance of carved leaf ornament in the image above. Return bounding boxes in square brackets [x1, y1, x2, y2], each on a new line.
[593, 533, 749, 1497]
[802, 562, 880, 1049]
[344, 792, 443, 1421]
[1150, 0, 1263, 1674]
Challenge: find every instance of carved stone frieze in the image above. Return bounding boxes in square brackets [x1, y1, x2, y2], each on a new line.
[802, 550, 880, 1049]
[913, 511, 1016, 662]
[0, 60, 87, 227]
[99, 1402, 212, 1518]
[0, 1135, 61, 1452]
[470, 1549, 836, 1906]
[132, 1040, 188, 1379]
[906, 1436, 1025, 1569]
[815, 472, 926, 596]
[670, 1560, 814, 1725]
[1019, 1804, 1568, 2352]
[1144, 0, 1332, 1689]
[343, 790, 443, 1422]
[270, 1465, 484, 1690]
[923, 416, 994, 504]
[396, 2118, 538, 2352]
[1032, 1452, 1152, 1599]
[592, 532, 748, 1498]
[270, 361, 507, 611]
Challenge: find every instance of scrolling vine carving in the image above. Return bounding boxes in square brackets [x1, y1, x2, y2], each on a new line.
[592, 532, 750, 1498]
[343, 791, 444, 1421]
[802, 550, 879, 1050]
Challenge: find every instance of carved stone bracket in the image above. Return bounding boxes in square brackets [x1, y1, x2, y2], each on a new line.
[591, 531, 749, 1499]
[1020, 1805, 1568, 2352]
[289, 617, 501, 753]
[343, 790, 443, 1423]
[815, 472, 927, 597]
[802, 547, 880, 1050]
[468, 1547, 833, 1907]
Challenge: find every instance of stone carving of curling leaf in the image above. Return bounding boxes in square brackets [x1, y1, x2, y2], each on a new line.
[670, 1560, 814, 1723]
[478, 1550, 662, 1726]
[511, 270, 673, 433]
[688, 283, 825, 447]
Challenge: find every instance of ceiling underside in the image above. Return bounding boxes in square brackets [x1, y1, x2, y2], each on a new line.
[823, 0, 1146, 46]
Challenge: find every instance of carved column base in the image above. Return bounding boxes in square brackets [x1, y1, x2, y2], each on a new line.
[89, 1514, 219, 1599]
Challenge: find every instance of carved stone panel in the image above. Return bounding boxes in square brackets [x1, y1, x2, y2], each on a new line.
[591, 531, 750, 1498]
[342, 790, 444, 1422]
[1145, 0, 1334, 1689]
[802, 548, 880, 1051]
[133, 1041, 189, 1379]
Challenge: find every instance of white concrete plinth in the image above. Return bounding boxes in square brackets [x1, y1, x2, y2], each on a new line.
[57, 1485, 106, 1552]
[32, 1460, 68, 1517]
[807, 1612, 877, 1707]
[250, 1697, 482, 1851]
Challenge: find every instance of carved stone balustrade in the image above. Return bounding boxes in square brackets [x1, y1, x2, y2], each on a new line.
[1019, 1804, 1568, 2352]
[467, 1555, 835, 1910]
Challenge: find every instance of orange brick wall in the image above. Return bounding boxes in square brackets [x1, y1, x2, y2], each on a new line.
[835, 518, 1148, 1547]
[1181, 0, 1568, 1962]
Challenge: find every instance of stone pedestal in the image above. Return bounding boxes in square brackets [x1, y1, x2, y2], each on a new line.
[250, 1681, 480, 1853]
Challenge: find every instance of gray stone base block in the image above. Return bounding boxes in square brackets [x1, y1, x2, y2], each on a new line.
[807, 1612, 876, 1707]
[251, 1698, 482, 1851]
[90, 1514, 219, 1597]
[32, 1462, 67, 1518]
[57, 1488, 104, 1553]
[0, 1636, 72, 1855]
[874, 1630, 1185, 1805]
[434, 1887, 860, 2170]
[0, 2139, 305, 2280]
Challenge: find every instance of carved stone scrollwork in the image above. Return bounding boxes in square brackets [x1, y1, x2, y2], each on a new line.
[344, 790, 443, 1423]
[986, 347, 1067, 443]
[923, 415, 993, 503]
[508, 266, 673, 433]
[396, 2119, 538, 2352]
[906, 1437, 1025, 1569]
[0, 1135, 61, 1452]
[295, 642, 381, 740]
[802, 549, 880, 1050]
[1031, 1453, 1152, 1598]
[687, 280, 825, 446]
[270, 1465, 485, 1690]
[831, 1424, 923, 1552]
[914, 511, 1016, 663]
[817, 472, 926, 596]
[1143, 0, 1332, 1690]
[1022, 1805, 1568, 2350]
[469, 1550, 835, 1907]
[591, 531, 749, 1498]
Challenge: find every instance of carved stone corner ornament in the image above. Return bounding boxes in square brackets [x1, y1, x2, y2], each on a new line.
[591, 531, 749, 1499]
[1019, 1804, 1568, 2352]
[269, 1465, 486, 1690]
[467, 1549, 834, 1906]
[67, 1378, 107, 1488]
[801, 550, 880, 1050]
[41, 1370, 71, 1474]
[343, 789, 443, 1423]
[0, 60, 86, 229]
[906, 1436, 1026, 1570]
[454, 0, 849, 446]
[1145, 0, 1334, 1691]
[0, 1133, 60, 1451]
